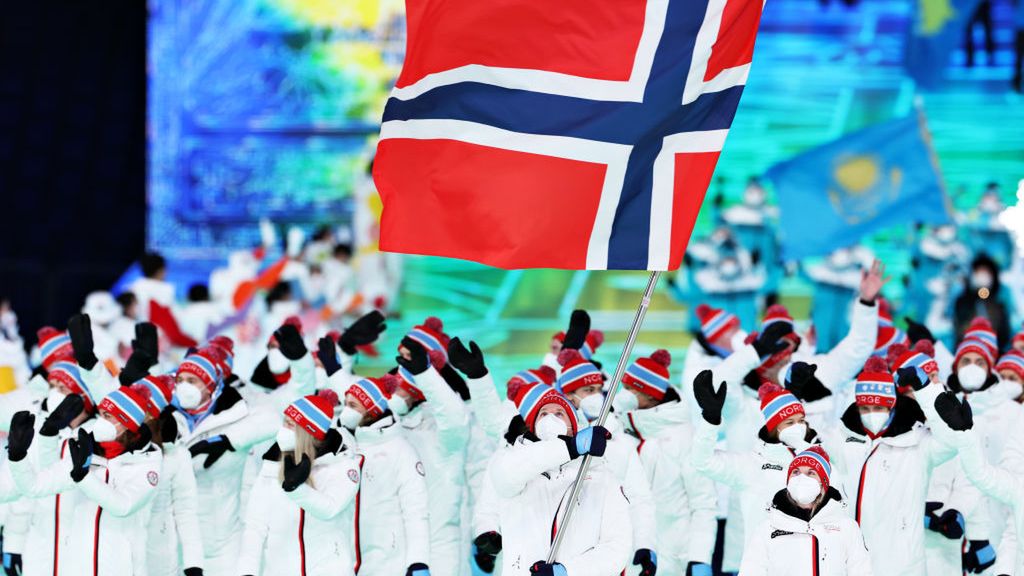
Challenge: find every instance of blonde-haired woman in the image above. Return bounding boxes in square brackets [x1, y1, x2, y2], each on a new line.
[239, 391, 362, 576]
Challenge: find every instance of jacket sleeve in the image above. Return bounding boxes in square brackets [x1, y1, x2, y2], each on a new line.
[265, 354, 318, 413]
[912, 383, 958, 468]
[472, 454, 503, 536]
[167, 446, 205, 570]
[1, 499, 33, 554]
[736, 522, 770, 576]
[0, 461, 18, 502]
[77, 452, 163, 517]
[10, 438, 74, 497]
[559, 480, 633, 576]
[397, 443, 431, 567]
[490, 440, 571, 498]
[994, 515, 1018, 575]
[220, 403, 281, 451]
[79, 362, 119, 406]
[717, 346, 762, 425]
[286, 457, 361, 521]
[845, 522, 875, 576]
[620, 447, 657, 552]
[933, 340, 955, 385]
[325, 351, 362, 398]
[811, 300, 878, 392]
[681, 445, 719, 564]
[413, 367, 470, 455]
[465, 371, 508, 441]
[237, 474, 270, 576]
[690, 418, 751, 489]
[957, 429, 1024, 509]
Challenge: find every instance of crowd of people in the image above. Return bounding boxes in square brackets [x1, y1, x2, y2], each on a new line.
[0, 220, 1023, 576]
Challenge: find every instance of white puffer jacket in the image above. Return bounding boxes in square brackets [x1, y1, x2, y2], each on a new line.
[145, 443, 205, 576]
[739, 489, 873, 576]
[352, 414, 431, 576]
[239, 439, 362, 576]
[489, 436, 632, 576]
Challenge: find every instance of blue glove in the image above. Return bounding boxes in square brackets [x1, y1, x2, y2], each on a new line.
[564, 425, 609, 459]
[633, 549, 657, 575]
[530, 562, 568, 576]
[924, 502, 964, 540]
[686, 561, 711, 576]
[405, 562, 430, 576]
[963, 540, 996, 574]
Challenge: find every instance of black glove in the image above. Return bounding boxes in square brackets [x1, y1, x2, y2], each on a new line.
[67, 314, 98, 371]
[896, 366, 927, 392]
[633, 549, 658, 576]
[183, 568, 203, 576]
[448, 337, 488, 379]
[398, 337, 430, 375]
[934, 392, 973, 431]
[68, 428, 94, 483]
[6, 411, 35, 462]
[274, 324, 307, 360]
[563, 426, 609, 459]
[904, 317, 935, 345]
[405, 563, 430, 576]
[692, 370, 727, 425]
[3, 552, 23, 576]
[188, 435, 235, 469]
[158, 407, 178, 445]
[785, 362, 831, 402]
[963, 540, 996, 573]
[131, 322, 159, 363]
[753, 321, 794, 358]
[474, 531, 502, 555]
[529, 562, 566, 576]
[925, 502, 965, 540]
[282, 454, 312, 492]
[562, 309, 591, 350]
[473, 549, 496, 574]
[317, 337, 343, 377]
[338, 310, 386, 355]
[40, 394, 85, 437]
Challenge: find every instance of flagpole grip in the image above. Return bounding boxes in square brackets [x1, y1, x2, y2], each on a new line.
[546, 270, 661, 563]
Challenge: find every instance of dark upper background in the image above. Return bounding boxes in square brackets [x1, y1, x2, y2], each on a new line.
[0, 2, 146, 343]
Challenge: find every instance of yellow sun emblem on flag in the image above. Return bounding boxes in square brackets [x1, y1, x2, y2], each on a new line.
[828, 155, 902, 224]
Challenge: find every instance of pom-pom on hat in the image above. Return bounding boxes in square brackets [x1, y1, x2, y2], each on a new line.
[37, 327, 73, 369]
[892, 341, 939, 392]
[208, 335, 235, 374]
[98, 385, 151, 433]
[789, 445, 832, 490]
[759, 382, 804, 432]
[284, 393, 336, 441]
[955, 338, 994, 371]
[136, 374, 175, 418]
[512, 383, 579, 435]
[996, 351, 1024, 381]
[856, 357, 897, 408]
[48, 361, 96, 413]
[964, 317, 998, 358]
[762, 304, 795, 332]
[556, 349, 603, 396]
[873, 326, 909, 357]
[405, 317, 450, 360]
[695, 304, 740, 343]
[579, 330, 605, 361]
[346, 376, 395, 420]
[508, 366, 557, 391]
[622, 350, 672, 401]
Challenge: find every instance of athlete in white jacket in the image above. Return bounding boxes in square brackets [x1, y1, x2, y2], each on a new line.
[739, 446, 873, 576]
[490, 383, 630, 576]
[240, 392, 361, 576]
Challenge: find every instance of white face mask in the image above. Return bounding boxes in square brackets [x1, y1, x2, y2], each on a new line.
[267, 348, 290, 374]
[46, 388, 67, 412]
[535, 414, 568, 441]
[787, 474, 822, 506]
[744, 187, 765, 207]
[388, 396, 411, 416]
[720, 259, 740, 278]
[958, 364, 988, 391]
[612, 389, 639, 413]
[936, 226, 956, 243]
[860, 411, 891, 435]
[175, 383, 204, 410]
[829, 249, 852, 268]
[338, 406, 363, 430]
[276, 428, 296, 452]
[578, 393, 605, 421]
[971, 271, 993, 290]
[777, 423, 808, 449]
[997, 377, 1024, 402]
[92, 418, 118, 443]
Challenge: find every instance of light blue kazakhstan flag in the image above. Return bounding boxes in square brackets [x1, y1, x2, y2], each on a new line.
[766, 113, 952, 260]
[904, 0, 982, 88]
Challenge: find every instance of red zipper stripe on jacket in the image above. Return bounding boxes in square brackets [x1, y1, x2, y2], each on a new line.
[855, 445, 880, 524]
[811, 534, 820, 576]
[298, 509, 307, 576]
[627, 413, 644, 453]
[93, 469, 109, 576]
[353, 455, 366, 575]
[54, 439, 69, 576]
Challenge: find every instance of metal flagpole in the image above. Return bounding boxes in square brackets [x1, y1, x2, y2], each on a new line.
[546, 270, 661, 562]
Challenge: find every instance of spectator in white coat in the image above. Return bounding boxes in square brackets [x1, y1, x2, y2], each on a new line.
[239, 391, 361, 576]
[339, 374, 431, 576]
[739, 446, 873, 576]
[490, 382, 630, 576]
[610, 349, 716, 576]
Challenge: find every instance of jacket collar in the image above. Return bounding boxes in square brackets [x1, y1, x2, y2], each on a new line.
[354, 414, 402, 445]
[186, 386, 248, 439]
[840, 395, 926, 444]
[769, 487, 846, 528]
[620, 390, 688, 439]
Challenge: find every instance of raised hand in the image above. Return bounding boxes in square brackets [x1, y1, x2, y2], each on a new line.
[67, 314, 98, 371]
[338, 311, 387, 355]
[753, 321, 794, 358]
[317, 337, 343, 377]
[397, 337, 430, 375]
[448, 337, 488, 379]
[274, 324, 307, 361]
[859, 259, 890, 304]
[692, 370, 727, 425]
[562, 309, 591, 351]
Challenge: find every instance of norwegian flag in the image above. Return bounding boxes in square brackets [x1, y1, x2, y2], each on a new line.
[373, 0, 766, 270]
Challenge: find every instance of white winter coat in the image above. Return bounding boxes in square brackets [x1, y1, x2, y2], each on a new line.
[489, 436, 632, 576]
[739, 490, 873, 576]
[146, 444, 205, 576]
[239, 442, 362, 576]
[352, 414, 431, 576]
